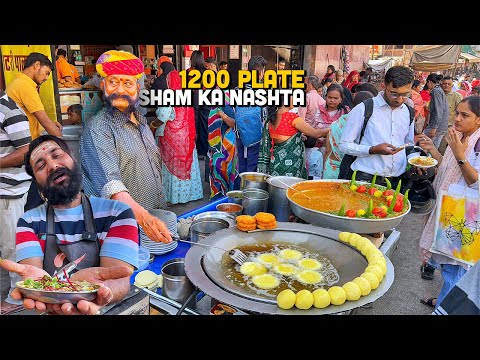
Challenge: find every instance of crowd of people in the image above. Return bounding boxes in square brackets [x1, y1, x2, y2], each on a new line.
[1, 47, 479, 315]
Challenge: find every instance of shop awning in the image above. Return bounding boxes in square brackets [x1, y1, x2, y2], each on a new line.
[459, 52, 480, 63]
[409, 45, 461, 71]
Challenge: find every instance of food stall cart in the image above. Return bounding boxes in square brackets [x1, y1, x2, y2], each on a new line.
[137, 188, 402, 316]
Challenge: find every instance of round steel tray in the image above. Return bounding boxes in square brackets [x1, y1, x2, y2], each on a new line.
[185, 222, 394, 315]
[287, 179, 410, 233]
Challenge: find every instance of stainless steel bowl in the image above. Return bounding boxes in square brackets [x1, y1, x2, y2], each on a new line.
[190, 218, 230, 243]
[216, 203, 243, 217]
[287, 179, 410, 233]
[16, 281, 99, 304]
[193, 211, 236, 227]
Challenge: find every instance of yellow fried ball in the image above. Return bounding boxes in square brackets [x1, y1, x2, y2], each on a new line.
[355, 237, 370, 253]
[239, 262, 268, 277]
[367, 252, 386, 264]
[328, 286, 347, 305]
[277, 289, 296, 310]
[312, 289, 331, 309]
[353, 276, 372, 296]
[369, 260, 387, 276]
[360, 272, 380, 290]
[365, 265, 384, 282]
[361, 243, 377, 257]
[348, 233, 362, 247]
[342, 281, 362, 301]
[295, 289, 314, 310]
[338, 232, 351, 242]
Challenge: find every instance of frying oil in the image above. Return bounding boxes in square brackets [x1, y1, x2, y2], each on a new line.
[222, 242, 339, 298]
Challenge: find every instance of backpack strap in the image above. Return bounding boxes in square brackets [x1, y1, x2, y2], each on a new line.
[405, 103, 415, 126]
[359, 98, 374, 142]
[474, 137, 480, 153]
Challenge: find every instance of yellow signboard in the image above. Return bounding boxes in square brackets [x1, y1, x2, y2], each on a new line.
[1, 45, 57, 121]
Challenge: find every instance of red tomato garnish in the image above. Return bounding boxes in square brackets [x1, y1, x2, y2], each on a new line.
[383, 190, 394, 197]
[372, 207, 387, 218]
[356, 185, 367, 193]
[368, 188, 376, 195]
[345, 209, 357, 218]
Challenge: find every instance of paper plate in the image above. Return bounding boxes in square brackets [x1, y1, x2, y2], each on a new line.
[408, 156, 438, 169]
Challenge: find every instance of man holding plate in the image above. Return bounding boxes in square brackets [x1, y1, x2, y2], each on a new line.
[0, 135, 139, 315]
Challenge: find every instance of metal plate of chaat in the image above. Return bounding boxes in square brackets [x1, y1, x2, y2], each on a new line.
[16, 276, 100, 304]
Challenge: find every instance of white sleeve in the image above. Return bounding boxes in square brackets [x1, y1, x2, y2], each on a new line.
[339, 103, 371, 157]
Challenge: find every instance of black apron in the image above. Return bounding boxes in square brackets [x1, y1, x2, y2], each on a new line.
[43, 193, 100, 276]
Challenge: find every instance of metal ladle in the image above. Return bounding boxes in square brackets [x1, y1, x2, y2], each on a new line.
[272, 177, 313, 200]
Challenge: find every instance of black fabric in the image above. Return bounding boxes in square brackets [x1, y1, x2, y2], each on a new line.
[24, 181, 45, 212]
[43, 193, 100, 276]
[436, 286, 480, 315]
[338, 98, 374, 179]
[338, 99, 415, 180]
[304, 136, 318, 148]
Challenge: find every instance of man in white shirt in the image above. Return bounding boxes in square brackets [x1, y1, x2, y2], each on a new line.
[339, 66, 416, 188]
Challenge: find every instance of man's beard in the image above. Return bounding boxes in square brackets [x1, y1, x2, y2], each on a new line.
[38, 162, 83, 206]
[103, 92, 139, 116]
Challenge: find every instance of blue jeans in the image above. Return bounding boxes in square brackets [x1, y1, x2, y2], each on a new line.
[435, 264, 467, 310]
[236, 137, 260, 174]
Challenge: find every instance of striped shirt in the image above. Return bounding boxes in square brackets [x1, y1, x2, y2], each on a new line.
[16, 196, 140, 269]
[0, 90, 32, 199]
[80, 107, 166, 243]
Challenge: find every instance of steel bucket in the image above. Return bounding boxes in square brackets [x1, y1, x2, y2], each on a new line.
[239, 172, 269, 191]
[161, 258, 197, 307]
[266, 176, 305, 221]
[242, 188, 269, 216]
[189, 218, 230, 243]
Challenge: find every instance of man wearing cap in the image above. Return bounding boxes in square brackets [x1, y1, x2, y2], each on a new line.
[80, 50, 173, 244]
[0, 134, 139, 315]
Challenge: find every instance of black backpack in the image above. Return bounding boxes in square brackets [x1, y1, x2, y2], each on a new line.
[337, 98, 414, 179]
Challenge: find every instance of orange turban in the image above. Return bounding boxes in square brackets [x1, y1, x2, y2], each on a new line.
[96, 50, 144, 79]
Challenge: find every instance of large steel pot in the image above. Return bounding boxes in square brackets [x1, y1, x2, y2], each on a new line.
[184, 222, 394, 315]
[239, 172, 269, 191]
[287, 179, 410, 233]
[266, 176, 305, 221]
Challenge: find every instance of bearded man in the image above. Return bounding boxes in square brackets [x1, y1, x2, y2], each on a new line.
[0, 135, 138, 315]
[80, 50, 172, 244]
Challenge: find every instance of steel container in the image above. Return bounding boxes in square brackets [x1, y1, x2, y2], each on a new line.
[226, 190, 244, 205]
[287, 179, 410, 233]
[266, 176, 305, 221]
[216, 203, 244, 217]
[242, 188, 269, 216]
[161, 258, 196, 307]
[189, 218, 230, 243]
[239, 172, 269, 191]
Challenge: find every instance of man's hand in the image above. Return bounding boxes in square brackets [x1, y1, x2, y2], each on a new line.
[50, 266, 133, 315]
[54, 121, 63, 133]
[0, 258, 50, 311]
[138, 210, 172, 243]
[369, 143, 397, 155]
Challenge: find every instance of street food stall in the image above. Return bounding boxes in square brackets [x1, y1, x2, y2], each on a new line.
[138, 176, 405, 315]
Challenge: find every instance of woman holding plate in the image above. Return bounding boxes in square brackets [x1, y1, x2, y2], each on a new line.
[418, 95, 480, 309]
